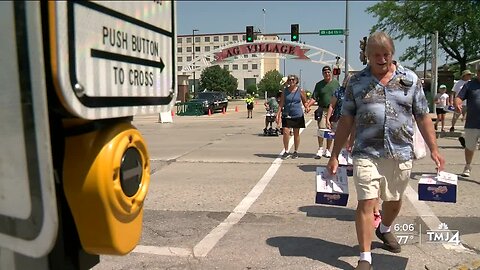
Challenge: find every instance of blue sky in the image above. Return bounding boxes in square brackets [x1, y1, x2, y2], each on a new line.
[176, 1, 419, 91]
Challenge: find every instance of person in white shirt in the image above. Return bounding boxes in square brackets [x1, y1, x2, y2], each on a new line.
[434, 84, 449, 132]
[450, 70, 472, 132]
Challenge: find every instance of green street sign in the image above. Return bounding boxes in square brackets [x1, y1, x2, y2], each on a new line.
[319, 29, 344, 36]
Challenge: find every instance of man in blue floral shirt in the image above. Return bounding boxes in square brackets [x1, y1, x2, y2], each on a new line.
[326, 32, 445, 270]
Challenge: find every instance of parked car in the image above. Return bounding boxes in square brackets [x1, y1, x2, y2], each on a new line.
[234, 89, 247, 99]
[190, 91, 229, 114]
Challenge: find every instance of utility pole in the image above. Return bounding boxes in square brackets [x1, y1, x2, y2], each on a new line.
[431, 31, 438, 113]
[192, 29, 199, 97]
[262, 8, 266, 34]
[344, 0, 349, 78]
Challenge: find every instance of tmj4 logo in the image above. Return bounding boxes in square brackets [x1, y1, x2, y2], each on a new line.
[426, 222, 460, 245]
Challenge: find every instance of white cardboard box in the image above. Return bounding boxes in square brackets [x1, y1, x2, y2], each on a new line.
[418, 172, 457, 203]
[315, 166, 349, 206]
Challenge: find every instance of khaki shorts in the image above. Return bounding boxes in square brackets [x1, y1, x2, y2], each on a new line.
[353, 158, 413, 201]
[464, 128, 480, 151]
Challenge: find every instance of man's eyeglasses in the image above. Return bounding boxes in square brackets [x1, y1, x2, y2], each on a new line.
[288, 78, 295, 81]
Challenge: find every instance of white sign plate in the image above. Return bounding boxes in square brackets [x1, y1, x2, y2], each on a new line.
[0, 1, 57, 258]
[51, 1, 176, 119]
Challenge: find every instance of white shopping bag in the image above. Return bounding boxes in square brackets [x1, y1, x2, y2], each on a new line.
[413, 120, 427, 159]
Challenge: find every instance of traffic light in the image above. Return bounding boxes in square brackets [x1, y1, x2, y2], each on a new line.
[359, 36, 367, 65]
[291, 24, 299, 42]
[333, 67, 341, 76]
[246, 26, 254, 42]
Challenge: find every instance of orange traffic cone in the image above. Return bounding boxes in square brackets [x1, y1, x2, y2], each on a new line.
[235, 106, 239, 112]
[222, 107, 226, 114]
[208, 109, 212, 116]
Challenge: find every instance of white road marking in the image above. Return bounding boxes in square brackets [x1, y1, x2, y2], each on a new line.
[132, 245, 193, 257]
[193, 119, 313, 257]
[404, 184, 471, 253]
[133, 119, 313, 257]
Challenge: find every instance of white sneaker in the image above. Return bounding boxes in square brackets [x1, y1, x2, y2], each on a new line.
[462, 165, 471, 177]
[315, 148, 323, 159]
[323, 149, 332, 158]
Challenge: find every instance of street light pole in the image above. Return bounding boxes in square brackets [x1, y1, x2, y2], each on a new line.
[299, 69, 302, 88]
[262, 8, 266, 34]
[344, 0, 349, 78]
[192, 29, 199, 97]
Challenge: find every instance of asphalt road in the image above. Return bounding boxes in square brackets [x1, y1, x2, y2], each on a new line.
[92, 100, 480, 270]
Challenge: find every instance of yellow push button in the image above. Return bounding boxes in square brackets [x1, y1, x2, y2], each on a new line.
[63, 121, 150, 255]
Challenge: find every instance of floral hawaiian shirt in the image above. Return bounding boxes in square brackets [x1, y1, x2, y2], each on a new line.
[341, 64, 429, 161]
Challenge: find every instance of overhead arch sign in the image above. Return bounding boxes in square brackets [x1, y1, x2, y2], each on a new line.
[214, 42, 310, 62]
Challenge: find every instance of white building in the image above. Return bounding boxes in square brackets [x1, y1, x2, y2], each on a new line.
[177, 32, 280, 92]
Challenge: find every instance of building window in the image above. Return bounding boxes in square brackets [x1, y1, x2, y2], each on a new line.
[195, 47, 201, 52]
[223, 65, 229, 70]
[243, 64, 248, 70]
[242, 35, 246, 41]
[186, 47, 192, 53]
[177, 57, 182, 62]
[204, 36, 210, 42]
[232, 64, 238, 70]
[195, 37, 200, 43]
[233, 35, 239, 41]
[223, 36, 229, 42]
[187, 56, 192, 61]
[205, 46, 210, 52]
[206, 57, 210, 62]
[244, 54, 248, 58]
[214, 36, 219, 42]
[177, 66, 183, 71]
[177, 37, 182, 43]
[177, 47, 182, 53]
[252, 64, 258, 69]
[186, 37, 192, 43]
[252, 54, 257, 57]
[214, 46, 219, 50]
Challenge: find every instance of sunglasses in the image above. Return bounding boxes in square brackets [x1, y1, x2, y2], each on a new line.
[288, 78, 295, 81]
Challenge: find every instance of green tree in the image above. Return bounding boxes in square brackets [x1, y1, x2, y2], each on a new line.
[246, 84, 257, 96]
[199, 65, 238, 96]
[366, 1, 480, 72]
[257, 70, 283, 97]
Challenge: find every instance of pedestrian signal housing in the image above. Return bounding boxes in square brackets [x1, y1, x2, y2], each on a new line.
[63, 121, 150, 255]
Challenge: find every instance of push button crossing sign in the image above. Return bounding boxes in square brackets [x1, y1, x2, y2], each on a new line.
[49, 1, 176, 120]
[0, 1, 57, 258]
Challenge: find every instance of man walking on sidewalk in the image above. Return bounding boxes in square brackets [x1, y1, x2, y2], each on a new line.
[450, 70, 472, 132]
[326, 32, 445, 270]
[454, 65, 480, 177]
[306, 66, 340, 159]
